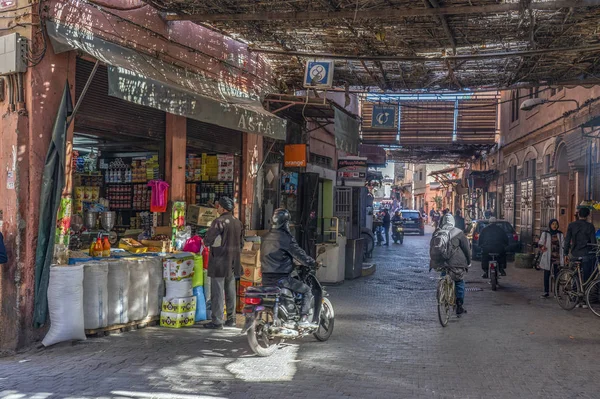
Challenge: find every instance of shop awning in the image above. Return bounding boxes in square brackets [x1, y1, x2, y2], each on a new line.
[46, 21, 287, 141]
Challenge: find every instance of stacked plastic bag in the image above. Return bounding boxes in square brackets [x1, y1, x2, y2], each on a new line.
[83, 261, 109, 330]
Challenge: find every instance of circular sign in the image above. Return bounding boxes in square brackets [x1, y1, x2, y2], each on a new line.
[309, 64, 326, 83]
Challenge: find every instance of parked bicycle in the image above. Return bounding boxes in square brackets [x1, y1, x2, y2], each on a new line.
[555, 245, 599, 311]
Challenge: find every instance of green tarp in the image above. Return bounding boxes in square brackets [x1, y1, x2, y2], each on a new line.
[33, 82, 72, 328]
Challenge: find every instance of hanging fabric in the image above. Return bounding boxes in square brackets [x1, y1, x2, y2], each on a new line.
[148, 180, 169, 213]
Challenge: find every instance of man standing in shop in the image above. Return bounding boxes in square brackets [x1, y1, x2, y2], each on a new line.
[203, 197, 243, 329]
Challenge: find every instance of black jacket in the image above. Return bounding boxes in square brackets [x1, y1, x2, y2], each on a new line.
[565, 219, 596, 258]
[261, 229, 315, 276]
[204, 212, 244, 278]
[0, 233, 7, 264]
[382, 212, 391, 228]
[479, 223, 508, 253]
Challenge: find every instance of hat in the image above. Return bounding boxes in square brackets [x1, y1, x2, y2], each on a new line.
[489, 216, 497, 223]
[218, 196, 234, 212]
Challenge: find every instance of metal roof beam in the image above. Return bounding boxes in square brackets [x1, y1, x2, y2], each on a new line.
[164, 1, 600, 22]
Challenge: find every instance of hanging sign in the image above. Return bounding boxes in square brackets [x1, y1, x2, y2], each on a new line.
[371, 105, 397, 128]
[304, 60, 334, 88]
[337, 157, 368, 186]
[284, 144, 307, 167]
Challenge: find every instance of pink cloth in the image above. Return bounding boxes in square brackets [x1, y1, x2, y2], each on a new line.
[148, 180, 170, 208]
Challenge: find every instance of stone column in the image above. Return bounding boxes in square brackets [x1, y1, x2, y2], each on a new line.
[165, 114, 187, 202]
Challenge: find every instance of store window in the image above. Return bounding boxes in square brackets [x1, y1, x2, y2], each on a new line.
[419, 170, 423, 181]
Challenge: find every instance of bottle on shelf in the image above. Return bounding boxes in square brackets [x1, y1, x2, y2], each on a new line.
[102, 235, 111, 257]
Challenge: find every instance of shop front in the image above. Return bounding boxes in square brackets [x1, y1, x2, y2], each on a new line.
[23, 19, 287, 345]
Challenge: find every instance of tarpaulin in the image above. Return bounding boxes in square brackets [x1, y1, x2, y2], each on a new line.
[33, 82, 72, 327]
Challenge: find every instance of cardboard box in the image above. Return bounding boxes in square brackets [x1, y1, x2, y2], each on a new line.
[162, 296, 197, 313]
[236, 295, 245, 313]
[245, 230, 269, 238]
[241, 249, 260, 266]
[163, 255, 195, 281]
[187, 205, 219, 226]
[142, 240, 172, 253]
[241, 263, 262, 283]
[160, 311, 195, 328]
[239, 280, 254, 296]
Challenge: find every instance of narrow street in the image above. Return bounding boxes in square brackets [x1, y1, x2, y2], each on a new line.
[2, 228, 600, 399]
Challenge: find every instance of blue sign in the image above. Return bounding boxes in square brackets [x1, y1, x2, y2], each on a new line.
[304, 61, 334, 88]
[371, 105, 397, 128]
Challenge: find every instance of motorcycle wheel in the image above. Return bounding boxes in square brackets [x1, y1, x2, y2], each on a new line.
[399, 236, 404, 245]
[247, 311, 279, 357]
[314, 298, 335, 342]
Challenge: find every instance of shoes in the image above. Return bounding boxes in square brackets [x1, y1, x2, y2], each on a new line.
[383, 243, 389, 246]
[456, 299, 467, 315]
[481, 273, 488, 279]
[203, 322, 224, 330]
[298, 315, 318, 329]
[582, 304, 589, 309]
[500, 270, 507, 277]
[224, 319, 236, 328]
[540, 293, 549, 298]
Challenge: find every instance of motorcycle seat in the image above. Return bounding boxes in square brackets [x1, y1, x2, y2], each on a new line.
[246, 286, 281, 296]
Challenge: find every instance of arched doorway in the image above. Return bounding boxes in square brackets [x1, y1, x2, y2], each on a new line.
[555, 144, 571, 229]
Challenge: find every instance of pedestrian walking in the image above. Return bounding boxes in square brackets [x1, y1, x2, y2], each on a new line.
[564, 208, 596, 300]
[203, 197, 243, 329]
[382, 208, 391, 246]
[454, 210, 466, 232]
[538, 219, 565, 298]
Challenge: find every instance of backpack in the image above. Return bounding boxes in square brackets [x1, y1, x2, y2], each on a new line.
[430, 228, 459, 262]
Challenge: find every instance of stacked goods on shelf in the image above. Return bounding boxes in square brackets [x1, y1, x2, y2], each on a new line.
[161, 253, 196, 328]
[106, 184, 132, 210]
[132, 184, 151, 210]
[105, 158, 131, 183]
[73, 173, 102, 215]
[186, 155, 203, 182]
[217, 154, 235, 181]
[146, 155, 159, 181]
[185, 183, 197, 206]
[238, 240, 262, 312]
[202, 154, 218, 181]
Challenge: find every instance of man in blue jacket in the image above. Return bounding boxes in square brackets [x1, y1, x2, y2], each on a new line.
[0, 232, 7, 264]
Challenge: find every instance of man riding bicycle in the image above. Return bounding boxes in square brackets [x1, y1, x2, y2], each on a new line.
[430, 214, 471, 315]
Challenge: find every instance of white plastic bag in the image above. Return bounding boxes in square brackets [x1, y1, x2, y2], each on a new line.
[42, 265, 86, 347]
[165, 279, 193, 299]
[83, 261, 109, 329]
[107, 259, 130, 325]
[146, 257, 164, 317]
[127, 258, 149, 321]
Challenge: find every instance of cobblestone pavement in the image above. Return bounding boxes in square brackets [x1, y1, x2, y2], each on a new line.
[2, 227, 600, 398]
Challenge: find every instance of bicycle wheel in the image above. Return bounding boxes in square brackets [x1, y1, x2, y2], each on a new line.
[491, 267, 498, 291]
[585, 279, 600, 317]
[437, 278, 451, 327]
[555, 270, 579, 310]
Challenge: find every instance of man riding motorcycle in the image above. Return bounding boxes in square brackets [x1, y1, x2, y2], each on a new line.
[260, 208, 318, 328]
[391, 210, 402, 224]
[479, 217, 509, 278]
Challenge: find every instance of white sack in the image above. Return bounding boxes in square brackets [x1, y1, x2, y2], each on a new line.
[42, 265, 86, 347]
[146, 257, 164, 317]
[128, 258, 149, 321]
[165, 279, 193, 299]
[107, 259, 130, 325]
[83, 261, 109, 329]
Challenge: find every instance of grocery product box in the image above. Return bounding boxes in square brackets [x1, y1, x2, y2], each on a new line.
[236, 295, 245, 313]
[241, 243, 261, 265]
[163, 254, 195, 281]
[241, 263, 262, 283]
[238, 279, 254, 296]
[161, 296, 197, 313]
[186, 205, 219, 226]
[142, 240, 172, 253]
[160, 311, 195, 328]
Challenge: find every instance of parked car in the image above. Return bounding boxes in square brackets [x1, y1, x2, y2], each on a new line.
[400, 210, 425, 235]
[465, 220, 522, 260]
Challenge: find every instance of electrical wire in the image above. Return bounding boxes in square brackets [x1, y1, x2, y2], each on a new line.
[26, 0, 47, 67]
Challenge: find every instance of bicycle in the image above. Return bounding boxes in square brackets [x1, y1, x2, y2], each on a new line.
[555, 257, 598, 310]
[436, 269, 456, 327]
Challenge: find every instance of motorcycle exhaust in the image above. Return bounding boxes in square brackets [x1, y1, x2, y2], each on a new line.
[269, 327, 299, 338]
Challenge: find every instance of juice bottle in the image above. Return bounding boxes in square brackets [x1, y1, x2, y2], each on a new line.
[89, 240, 96, 256]
[93, 237, 103, 257]
[102, 236, 111, 257]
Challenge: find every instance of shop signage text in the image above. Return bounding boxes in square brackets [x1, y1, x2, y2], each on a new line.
[284, 144, 307, 168]
[337, 157, 368, 186]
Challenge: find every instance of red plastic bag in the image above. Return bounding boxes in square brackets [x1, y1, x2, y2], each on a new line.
[183, 236, 203, 253]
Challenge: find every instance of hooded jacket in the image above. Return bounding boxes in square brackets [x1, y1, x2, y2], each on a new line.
[261, 228, 316, 276]
[431, 214, 471, 272]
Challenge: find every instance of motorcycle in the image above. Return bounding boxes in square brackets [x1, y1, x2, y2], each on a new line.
[392, 221, 404, 244]
[488, 252, 500, 291]
[242, 262, 335, 357]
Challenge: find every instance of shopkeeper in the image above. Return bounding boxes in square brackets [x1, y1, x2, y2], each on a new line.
[0, 232, 7, 264]
[203, 197, 243, 329]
